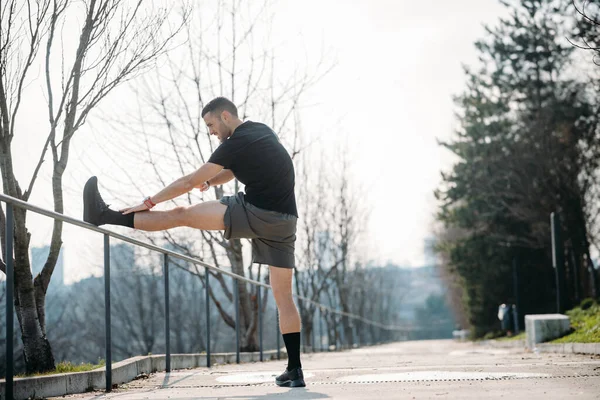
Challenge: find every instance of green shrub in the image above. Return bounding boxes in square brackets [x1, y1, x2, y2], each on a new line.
[580, 298, 596, 311]
[552, 302, 600, 343]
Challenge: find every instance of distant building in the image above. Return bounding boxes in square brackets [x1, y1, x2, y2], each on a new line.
[423, 237, 438, 267]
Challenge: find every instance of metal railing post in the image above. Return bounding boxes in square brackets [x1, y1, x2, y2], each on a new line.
[300, 300, 305, 354]
[276, 308, 281, 360]
[104, 234, 112, 392]
[205, 267, 211, 368]
[5, 204, 14, 400]
[258, 286, 263, 361]
[339, 312, 345, 349]
[164, 254, 170, 372]
[357, 320, 362, 348]
[311, 308, 315, 353]
[512, 257, 521, 334]
[319, 307, 324, 352]
[326, 309, 331, 352]
[334, 314, 339, 350]
[551, 212, 566, 313]
[235, 279, 240, 364]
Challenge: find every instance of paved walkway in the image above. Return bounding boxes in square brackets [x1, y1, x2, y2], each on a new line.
[53, 339, 600, 399]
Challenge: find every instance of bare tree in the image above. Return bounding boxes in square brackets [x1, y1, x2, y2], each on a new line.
[570, 0, 600, 65]
[292, 141, 372, 348]
[98, 246, 208, 359]
[293, 149, 347, 348]
[0, 0, 183, 373]
[330, 146, 370, 347]
[98, 0, 332, 352]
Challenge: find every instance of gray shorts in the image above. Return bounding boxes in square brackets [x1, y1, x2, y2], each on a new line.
[219, 192, 297, 269]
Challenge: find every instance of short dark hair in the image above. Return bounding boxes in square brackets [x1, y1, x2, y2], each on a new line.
[201, 97, 238, 118]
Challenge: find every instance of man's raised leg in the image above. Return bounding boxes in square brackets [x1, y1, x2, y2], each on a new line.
[133, 201, 226, 231]
[83, 176, 226, 231]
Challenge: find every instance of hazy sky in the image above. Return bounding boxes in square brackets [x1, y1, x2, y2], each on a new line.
[271, 0, 508, 265]
[12, 0, 508, 282]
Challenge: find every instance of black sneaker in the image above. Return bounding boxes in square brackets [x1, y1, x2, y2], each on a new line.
[275, 367, 305, 387]
[83, 176, 109, 226]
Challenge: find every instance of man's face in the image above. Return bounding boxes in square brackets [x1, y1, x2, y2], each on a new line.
[203, 111, 230, 143]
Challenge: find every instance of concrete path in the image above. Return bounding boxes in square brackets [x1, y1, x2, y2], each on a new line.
[52, 339, 600, 399]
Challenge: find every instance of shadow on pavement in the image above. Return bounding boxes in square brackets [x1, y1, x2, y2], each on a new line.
[206, 389, 330, 399]
[84, 387, 330, 399]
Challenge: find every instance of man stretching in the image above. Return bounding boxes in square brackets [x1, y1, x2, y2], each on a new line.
[83, 97, 305, 387]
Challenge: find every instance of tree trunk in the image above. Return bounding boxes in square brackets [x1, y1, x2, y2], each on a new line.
[303, 320, 313, 349]
[13, 210, 55, 374]
[0, 137, 56, 373]
[563, 192, 595, 300]
[227, 238, 259, 352]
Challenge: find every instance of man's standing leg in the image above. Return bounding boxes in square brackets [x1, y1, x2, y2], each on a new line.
[270, 266, 305, 387]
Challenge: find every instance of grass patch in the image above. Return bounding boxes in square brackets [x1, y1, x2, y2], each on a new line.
[551, 299, 600, 344]
[16, 360, 105, 378]
[497, 332, 525, 342]
[480, 331, 505, 341]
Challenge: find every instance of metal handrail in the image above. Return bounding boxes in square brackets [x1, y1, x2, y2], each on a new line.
[0, 193, 422, 331]
[0, 193, 266, 287]
[1, 192, 440, 399]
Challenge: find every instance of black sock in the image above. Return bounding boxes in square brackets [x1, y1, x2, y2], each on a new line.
[100, 208, 135, 228]
[283, 332, 302, 370]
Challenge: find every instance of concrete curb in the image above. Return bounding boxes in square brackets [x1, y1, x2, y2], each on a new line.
[481, 339, 600, 355]
[0, 349, 287, 400]
[479, 339, 527, 349]
[533, 342, 600, 355]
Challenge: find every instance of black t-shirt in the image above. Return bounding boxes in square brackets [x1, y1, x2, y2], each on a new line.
[208, 121, 298, 217]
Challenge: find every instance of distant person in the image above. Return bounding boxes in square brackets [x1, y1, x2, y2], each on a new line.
[83, 97, 305, 387]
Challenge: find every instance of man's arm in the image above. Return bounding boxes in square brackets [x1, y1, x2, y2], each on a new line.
[149, 162, 223, 205]
[205, 169, 235, 187]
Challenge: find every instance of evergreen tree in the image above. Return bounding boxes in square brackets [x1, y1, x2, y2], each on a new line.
[436, 0, 599, 337]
